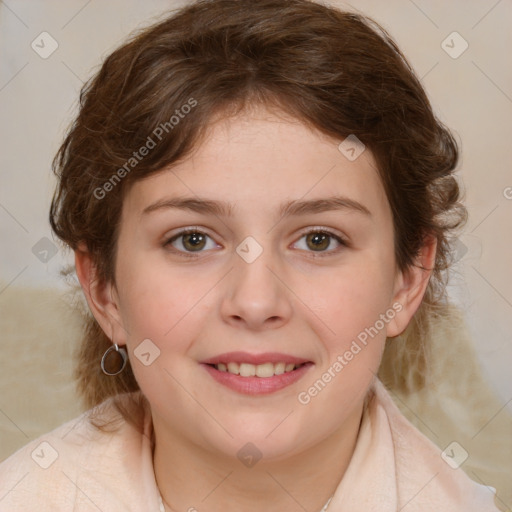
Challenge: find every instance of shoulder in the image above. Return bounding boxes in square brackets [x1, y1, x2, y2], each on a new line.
[0, 392, 160, 511]
[371, 378, 500, 512]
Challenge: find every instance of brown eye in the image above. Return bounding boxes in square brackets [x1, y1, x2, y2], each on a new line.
[293, 229, 347, 256]
[165, 229, 217, 256]
[181, 232, 207, 251]
[305, 232, 331, 251]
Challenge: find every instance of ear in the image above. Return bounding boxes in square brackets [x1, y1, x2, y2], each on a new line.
[74, 242, 128, 345]
[386, 234, 437, 338]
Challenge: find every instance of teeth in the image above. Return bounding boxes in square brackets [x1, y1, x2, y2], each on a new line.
[239, 363, 256, 377]
[255, 363, 274, 378]
[274, 362, 286, 375]
[214, 362, 300, 377]
[227, 362, 240, 375]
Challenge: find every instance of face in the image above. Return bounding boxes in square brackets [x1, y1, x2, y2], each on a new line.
[108, 106, 405, 462]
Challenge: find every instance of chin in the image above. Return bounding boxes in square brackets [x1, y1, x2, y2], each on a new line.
[210, 421, 308, 463]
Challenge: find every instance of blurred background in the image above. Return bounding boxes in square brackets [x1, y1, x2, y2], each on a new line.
[0, 0, 511, 509]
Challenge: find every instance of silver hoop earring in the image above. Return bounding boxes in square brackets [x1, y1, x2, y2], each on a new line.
[101, 343, 128, 376]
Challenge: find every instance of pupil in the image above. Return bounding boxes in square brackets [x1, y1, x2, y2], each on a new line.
[185, 233, 205, 250]
[308, 232, 329, 251]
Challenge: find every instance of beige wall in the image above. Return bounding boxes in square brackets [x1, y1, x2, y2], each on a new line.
[1, 0, 511, 466]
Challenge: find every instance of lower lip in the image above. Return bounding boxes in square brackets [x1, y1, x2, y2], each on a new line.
[201, 363, 313, 395]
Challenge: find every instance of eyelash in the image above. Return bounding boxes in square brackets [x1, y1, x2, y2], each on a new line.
[163, 227, 349, 259]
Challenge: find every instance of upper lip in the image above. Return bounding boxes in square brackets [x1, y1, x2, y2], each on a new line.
[201, 352, 311, 366]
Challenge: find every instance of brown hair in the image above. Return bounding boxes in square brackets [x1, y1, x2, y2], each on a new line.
[49, 0, 466, 426]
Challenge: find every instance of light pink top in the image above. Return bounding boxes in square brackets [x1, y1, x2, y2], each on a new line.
[0, 378, 500, 511]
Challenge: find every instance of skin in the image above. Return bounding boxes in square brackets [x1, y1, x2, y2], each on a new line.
[76, 105, 436, 512]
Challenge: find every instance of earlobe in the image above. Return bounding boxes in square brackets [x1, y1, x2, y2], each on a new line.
[386, 235, 437, 338]
[74, 243, 126, 343]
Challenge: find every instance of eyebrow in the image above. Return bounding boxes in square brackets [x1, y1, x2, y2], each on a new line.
[142, 195, 372, 218]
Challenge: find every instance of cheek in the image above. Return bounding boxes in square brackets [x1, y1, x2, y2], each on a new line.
[114, 251, 201, 346]
[114, 258, 206, 393]
[302, 254, 396, 349]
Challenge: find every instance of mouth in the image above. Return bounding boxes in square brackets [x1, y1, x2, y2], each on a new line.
[200, 352, 313, 395]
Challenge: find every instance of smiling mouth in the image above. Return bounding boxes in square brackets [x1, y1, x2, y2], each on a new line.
[207, 361, 309, 378]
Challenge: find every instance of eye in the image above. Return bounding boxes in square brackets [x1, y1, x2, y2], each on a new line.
[164, 228, 219, 256]
[163, 227, 348, 259]
[292, 229, 348, 256]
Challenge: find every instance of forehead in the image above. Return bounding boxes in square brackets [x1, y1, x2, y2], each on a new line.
[124, 106, 388, 220]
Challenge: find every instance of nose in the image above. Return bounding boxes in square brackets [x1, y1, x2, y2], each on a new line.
[220, 245, 293, 331]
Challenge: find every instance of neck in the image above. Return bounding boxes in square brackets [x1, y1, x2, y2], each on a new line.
[153, 401, 366, 512]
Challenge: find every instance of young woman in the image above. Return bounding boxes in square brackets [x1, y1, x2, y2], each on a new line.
[0, 0, 501, 510]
